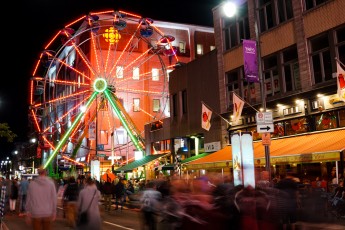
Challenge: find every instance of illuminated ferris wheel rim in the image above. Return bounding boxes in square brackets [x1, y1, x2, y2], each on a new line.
[29, 9, 177, 169]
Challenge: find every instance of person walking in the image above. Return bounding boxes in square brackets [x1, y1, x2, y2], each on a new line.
[9, 179, 19, 213]
[101, 177, 114, 212]
[63, 176, 79, 228]
[19, 177, 29, 216]
[26, 167, 57, 230]
[76, 177, 102, 230]
[140, 180, 162, 230]
[114, 178, 125, 210]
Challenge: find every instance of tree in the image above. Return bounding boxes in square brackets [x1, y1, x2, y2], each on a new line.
[0, 123, 17, 142]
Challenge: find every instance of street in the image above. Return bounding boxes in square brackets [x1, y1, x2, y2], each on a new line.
[2, 205, 143, 230]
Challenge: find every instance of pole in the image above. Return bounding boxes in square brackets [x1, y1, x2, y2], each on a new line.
[254, 0, 271, 179]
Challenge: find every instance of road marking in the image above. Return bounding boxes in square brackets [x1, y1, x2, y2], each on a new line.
[103, 221, 135, 230]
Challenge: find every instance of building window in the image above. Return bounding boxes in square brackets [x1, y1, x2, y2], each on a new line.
[263, 55, 280, 97]
[210, 45, 216, 51]
[336, 27, 345, 66]
[172, 94, 178, 117]
[277, 0, 293, 24]
[152, 68, 159, 81]
[153, 99, 160, 112]
[133, 98, 140, 112]
[285, 118, 308, 135]
[258, 0, 293, 33]
[182, 90, 187, 114]
[133, 67, 140, 80]
[282, 46, 301, 92]
[304, 0, 330, 11]
[310, 33, 332, 84]
[315, 111, 337, 131]
[114, 129, 126, 145]
[226, 68, 241, 109]
[196, 44, 203, 55]
[223, 2, 249, 51]
[116, 66, 123, 78]
[179, 41, 186, 53]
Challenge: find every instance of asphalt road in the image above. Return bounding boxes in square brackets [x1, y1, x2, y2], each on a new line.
[2, 205, 143, 230]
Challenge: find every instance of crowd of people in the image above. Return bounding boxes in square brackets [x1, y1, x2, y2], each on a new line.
[0, 168, 344, 230]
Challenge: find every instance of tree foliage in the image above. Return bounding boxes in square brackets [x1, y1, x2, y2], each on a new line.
[0, 123, 17, 142]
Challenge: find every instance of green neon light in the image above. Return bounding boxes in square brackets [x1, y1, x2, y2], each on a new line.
[43, 91, 99, 169]
[93, 78, 107, 92]
[104, 89, 144, 152]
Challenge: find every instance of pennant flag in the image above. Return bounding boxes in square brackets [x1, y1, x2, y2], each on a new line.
[336, 62, 345, 102]
[232, 93, 244, 123]
[201, 103, 212, 131]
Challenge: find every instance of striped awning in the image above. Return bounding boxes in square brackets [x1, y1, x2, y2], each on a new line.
[186, 129, 345, 170]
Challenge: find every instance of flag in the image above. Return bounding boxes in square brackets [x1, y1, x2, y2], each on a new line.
[336, 62, 345, 102]
[232, 93, 244, 123]
[201, 103, 212, 131]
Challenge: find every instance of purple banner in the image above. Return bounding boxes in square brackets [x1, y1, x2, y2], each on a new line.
[243, 39, 259, 83]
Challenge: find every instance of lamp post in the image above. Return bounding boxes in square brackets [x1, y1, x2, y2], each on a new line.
[223, 1, 270, 178]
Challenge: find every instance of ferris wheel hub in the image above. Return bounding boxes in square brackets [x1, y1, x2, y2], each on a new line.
[93, 78, 107, 92]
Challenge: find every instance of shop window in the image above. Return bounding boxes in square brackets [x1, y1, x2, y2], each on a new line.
[339, 109, 345, 127]
[285, 118, 308, 135]
[315, 111, 338, 131]
[272, 122, 285, 137]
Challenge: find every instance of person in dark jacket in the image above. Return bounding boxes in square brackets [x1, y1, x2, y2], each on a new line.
[9, 179, 19, 213]
[63, 176, 79, 227]
[114, 178, 125, 210]
[102, 178, 114, 212]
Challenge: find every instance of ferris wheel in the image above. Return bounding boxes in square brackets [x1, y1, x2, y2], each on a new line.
[29, 10, 178, 169]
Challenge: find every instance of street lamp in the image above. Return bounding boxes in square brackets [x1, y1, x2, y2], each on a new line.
[223, 1, 270, 178]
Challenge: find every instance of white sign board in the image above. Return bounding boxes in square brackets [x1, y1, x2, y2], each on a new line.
[204, 142, 221, 152]
[256, 112, 273, 133]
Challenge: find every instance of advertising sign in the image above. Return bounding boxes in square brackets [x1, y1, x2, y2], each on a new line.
[243, 39, 259, 83]
[231, 131, 256, 188]
[231, 133, 243, 186]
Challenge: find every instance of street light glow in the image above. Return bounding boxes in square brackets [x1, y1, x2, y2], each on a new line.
[223, 2, 237, 18]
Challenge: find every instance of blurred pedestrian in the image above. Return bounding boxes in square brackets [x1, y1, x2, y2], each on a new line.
[76, 177, 101, 230]
[140, 180, 162, 230]
[114, 178, 125, 210]
[63, 176, 79, 228]
[276, 171, 300, 230]
[9, 179, 19, 213]
[19, 177, 29, 216]
[26, 167, 57, 230]
[101, 177, 114, 212]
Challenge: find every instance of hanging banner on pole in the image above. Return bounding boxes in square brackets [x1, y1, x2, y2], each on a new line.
[243, 39, 259, 83]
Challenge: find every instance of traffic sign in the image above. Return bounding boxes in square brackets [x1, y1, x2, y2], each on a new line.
[256, 111, 273, 133]
[256, 112, 273, 124]
[257, 124, 274, 133]
[261, 133, 271, 145]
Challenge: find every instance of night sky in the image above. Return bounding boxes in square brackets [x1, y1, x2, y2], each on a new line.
[0, 0, 217, 157]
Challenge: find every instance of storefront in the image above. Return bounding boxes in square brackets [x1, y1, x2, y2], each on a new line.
[186, 128, 345, 181]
